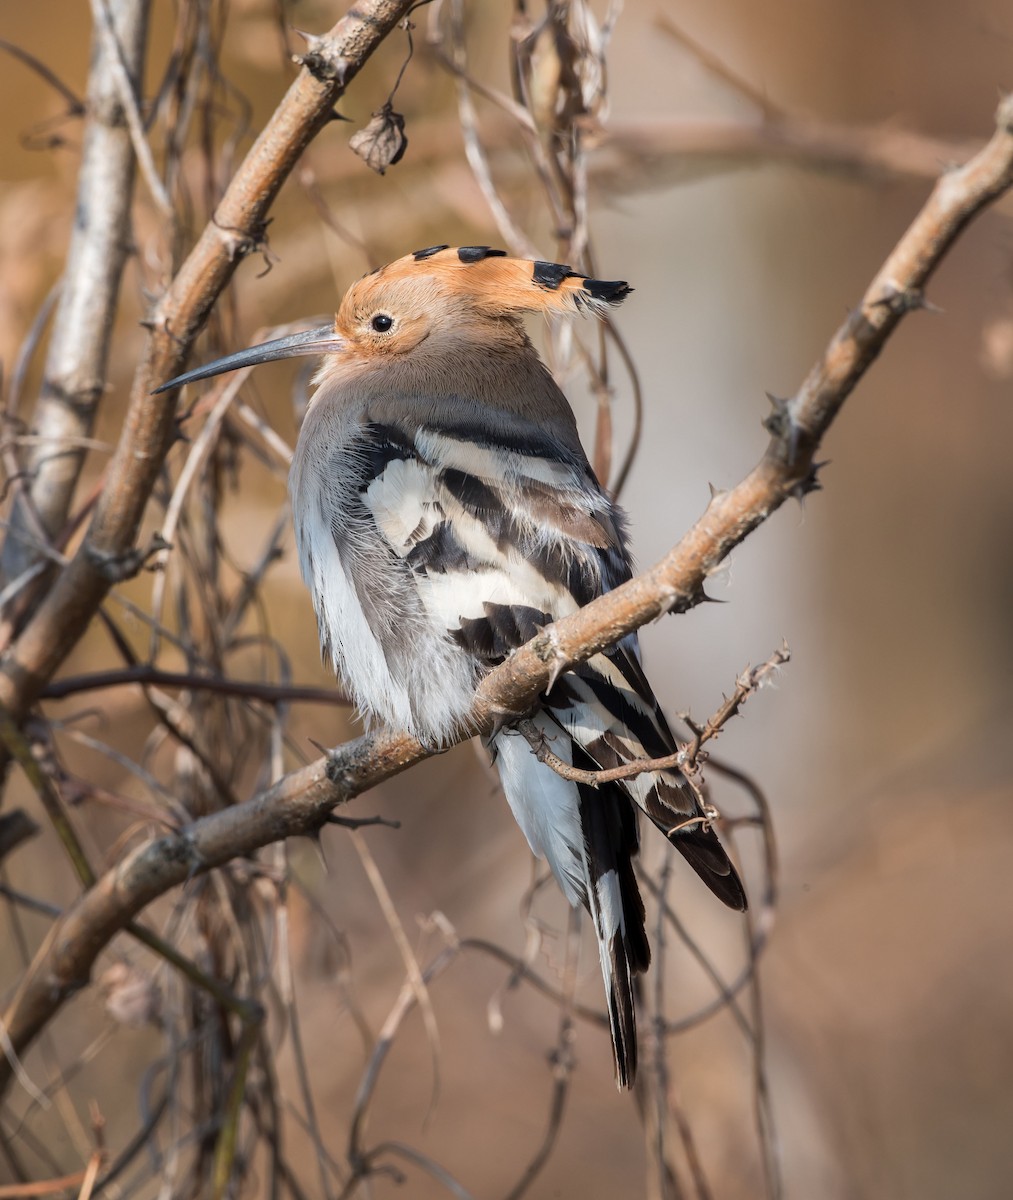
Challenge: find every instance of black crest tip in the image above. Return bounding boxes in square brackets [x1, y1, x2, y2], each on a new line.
[412, 244, 450, 261]
[582, 278, 632, 305]
[457, 245, 508, 263]
[532, 260, 580, 290]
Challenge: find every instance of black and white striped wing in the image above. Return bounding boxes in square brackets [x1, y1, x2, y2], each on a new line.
[355, 419, 629, 658]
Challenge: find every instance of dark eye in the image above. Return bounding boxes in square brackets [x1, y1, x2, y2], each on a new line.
[371, 314, 393, 333]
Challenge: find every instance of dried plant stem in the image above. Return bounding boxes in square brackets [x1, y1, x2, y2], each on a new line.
[0, 1166, 91, 1197]
[3, 95, 1013, 1102]
[210, 1015, 264, 1200]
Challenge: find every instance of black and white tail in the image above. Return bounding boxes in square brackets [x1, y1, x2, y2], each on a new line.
[493, 646, 745, 1088]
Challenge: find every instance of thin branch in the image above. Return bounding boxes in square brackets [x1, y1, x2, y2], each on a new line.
[440, 0, 540, 258]
[655, 14, 779, 119]
[0, 39, 84, 113]
[40, 665, 346, 707]
[345, 946, 460, 1188]
[88, 0, 171, 215]
[680, 644, 790, 766]
[501, 908, 577, 1200]
[0, 1167, 91, 1198]
[518, 644, 789, 790]
[349, 829, 443, 1125]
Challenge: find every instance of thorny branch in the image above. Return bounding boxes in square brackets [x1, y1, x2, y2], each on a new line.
[4, 94, 1013, 1101]
[518, 643, 790, 790]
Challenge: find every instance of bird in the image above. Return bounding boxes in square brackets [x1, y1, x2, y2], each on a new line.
[156, 245, 747, 1088]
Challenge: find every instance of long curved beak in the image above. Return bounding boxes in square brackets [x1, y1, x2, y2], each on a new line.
[152, 323, 344, 394]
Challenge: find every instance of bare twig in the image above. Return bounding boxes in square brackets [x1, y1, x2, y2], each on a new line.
[501, 907, 578, 1200]
[680, 643, 790, 767]
[349, 829, 444, 1123]
[0, 40, 84, 114]
[655, 13, 778, 118]
[88, 0, 171, 215]
[40, 665, 346, 707]
[517, 643, 789, 790]
[0, 1167, 90, 1197]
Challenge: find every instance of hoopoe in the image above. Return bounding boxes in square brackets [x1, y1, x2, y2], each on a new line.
[157, 245, 747, 1088]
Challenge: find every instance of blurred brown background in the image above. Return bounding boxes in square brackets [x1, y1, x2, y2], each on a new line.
[1, 1, 1012, 1196]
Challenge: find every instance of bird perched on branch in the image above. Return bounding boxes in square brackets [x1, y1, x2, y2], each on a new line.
[157, 245, 746, 1087]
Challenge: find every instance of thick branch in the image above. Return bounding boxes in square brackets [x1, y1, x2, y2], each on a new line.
[0, 0, 149, 599]
[0, 0, 415, 725]
[3, 96, 1013, 1100]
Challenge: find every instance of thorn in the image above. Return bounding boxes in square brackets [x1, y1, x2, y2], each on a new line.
[665, 588, 694, 615]
[323, 813, 401, 831]
[538, 627, 570, 695]
[309, 737, 356, 787]
[872, 281, 940, 315]
[762, 391, 793, 438]
[294, 40, 351, 85]
[698, 588, 726, 605]
[806, 459, 830, 492]
[485, 708, 517, 740]
[791, 459, 829, 504]
[708, 481, 726, 500]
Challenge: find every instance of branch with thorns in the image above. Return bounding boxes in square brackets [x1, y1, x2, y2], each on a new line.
[519, 642, 790, 792]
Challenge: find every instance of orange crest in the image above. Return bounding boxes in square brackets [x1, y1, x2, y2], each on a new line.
[344, 245, 632, 320]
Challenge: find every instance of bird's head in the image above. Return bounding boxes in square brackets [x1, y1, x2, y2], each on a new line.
[153, 246, 631, 393]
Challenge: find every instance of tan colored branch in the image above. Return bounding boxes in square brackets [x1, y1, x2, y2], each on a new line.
[3, 96, 1013, 1101]
[0, 0, 415, 727]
